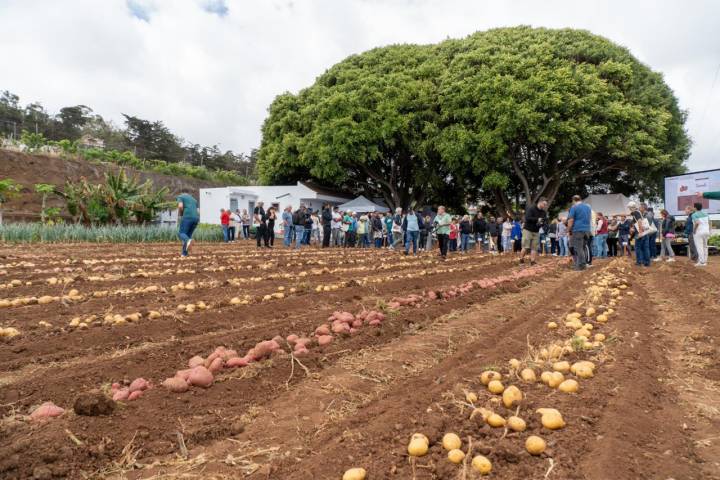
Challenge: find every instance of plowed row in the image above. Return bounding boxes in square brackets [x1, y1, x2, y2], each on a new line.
[0, 243, 717, 480]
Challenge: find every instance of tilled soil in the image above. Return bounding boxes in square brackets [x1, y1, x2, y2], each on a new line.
[0, 243, 717, 480]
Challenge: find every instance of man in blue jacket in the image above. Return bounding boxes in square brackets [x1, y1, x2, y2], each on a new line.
[566, 195, 592, 270]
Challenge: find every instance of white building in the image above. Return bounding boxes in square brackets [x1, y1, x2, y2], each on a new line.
[199, 182, 353, 228]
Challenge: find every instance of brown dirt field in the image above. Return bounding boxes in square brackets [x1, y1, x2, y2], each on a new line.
[0, 243, 718, 480]
[0, 149, 219, 221]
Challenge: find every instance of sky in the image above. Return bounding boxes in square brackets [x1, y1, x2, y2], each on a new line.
[1, 0, 718, 171]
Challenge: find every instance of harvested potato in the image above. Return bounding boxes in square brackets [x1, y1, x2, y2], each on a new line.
[507, 416, 526, 432]
[342, 468, 366, 480]
[471, 455, 492, 474]
[559, 379, 579, 393]
[480, 370, 501, 385]
[547, 372, 565, 388]
[538, 409, 566, 430]
[442, 433, 462, 451]
[447, 449, 465, 464]
[520, 368, 536, 382]
[525, 435, 546, 455]
[487, 413, 506, 427]
[540, 371, 553, 384]
[508, 358, 521, 370]
[502, 385, 522, 408]
[547, 321, 558, 329]
[487, 380, 505, 394]
[552, 361, 570, 374]
[408, 436, 429, 457]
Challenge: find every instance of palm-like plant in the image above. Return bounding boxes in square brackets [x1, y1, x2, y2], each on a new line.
[131, 185, 172, 224]
[103, 170, 144, 224]
[35, 183, 55, 223]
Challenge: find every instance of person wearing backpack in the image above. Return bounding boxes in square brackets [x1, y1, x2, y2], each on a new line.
[659, 209, 676, 262]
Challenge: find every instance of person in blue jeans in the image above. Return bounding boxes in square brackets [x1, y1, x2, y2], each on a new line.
[176, 193, 199, 257]
[628, 202, 651, 267]
[459, 215, 472, 253]
[402, 209, 423, 255]
[567, 195, 592, 270]
[281, 206, 293, 247]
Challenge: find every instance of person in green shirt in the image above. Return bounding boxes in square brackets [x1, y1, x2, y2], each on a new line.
[176, 193, 199, 257]
[433, 206, 452, 259]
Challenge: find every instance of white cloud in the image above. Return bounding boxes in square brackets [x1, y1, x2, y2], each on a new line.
[1, 0, 718, 171]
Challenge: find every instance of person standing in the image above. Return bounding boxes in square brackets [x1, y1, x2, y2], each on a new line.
[557, 217, 569, 257]
[548, 219, 558, 256]
[594, 212, 608, 258]
[282, 206, 293, 247]
[331, 208, 343, 247]
[628, 202, 651, 267]
[424, 215, 434, 251]
[501, 217, 513, 254]
[692, 202, 710, 267]
[177, 192, 199, 258]
[383, 212, 394, 248]
[229, 209, 239, 242]
[220, 208, 231, 243]
[511, 216, 523, 254]
[241, 209, 251, 240]
[303, 209, 314, 245]
[310, 211, 321, 245]
[449, 218, 459, 252]
[473, 213, 487, 252]
[567, 195, 592, 270]
[292, 204, 306, 249]
[659, 209, 676, 262]
[487, 216, 498, 254]
[433, 206, 452, 259]
[372, 212, 384, 248]
[459, 215, 472, 253]
[357, 214, 370, 248]
[618, 215, 631, 256]
[683, 205, 698, 263]
[322, 203, 332, 248]
[647, 207, 660, 262]
[403, 209, 422, 255]
[266, 207, 277, 247]
[519, 198, 548, 265]
[607, 217, 619, 257]
[392, 208, 403, 250]
[254, 202, 269, 248]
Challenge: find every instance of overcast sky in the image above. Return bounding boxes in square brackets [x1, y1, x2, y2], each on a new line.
[1, 0, 718, 171]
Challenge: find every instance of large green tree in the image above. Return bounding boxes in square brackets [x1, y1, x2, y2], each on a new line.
[258, 27, 689, 212]
[258, 44, 466, 210]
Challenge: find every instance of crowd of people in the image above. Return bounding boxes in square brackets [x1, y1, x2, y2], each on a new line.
[176, 193, 712, 268]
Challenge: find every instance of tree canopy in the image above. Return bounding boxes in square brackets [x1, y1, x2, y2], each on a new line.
[258, 26, 690, 212]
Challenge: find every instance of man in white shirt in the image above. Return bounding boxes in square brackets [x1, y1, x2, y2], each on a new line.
[331, 208, 343, 247]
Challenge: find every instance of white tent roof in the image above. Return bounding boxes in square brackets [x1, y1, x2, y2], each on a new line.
[558, 193, 632, 218]
[337, 195, 389, 213]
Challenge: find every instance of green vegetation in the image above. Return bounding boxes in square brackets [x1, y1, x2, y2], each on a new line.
[259, 26, 689, 211]
[709, 234, 720, 248]
[0, 223, 223, 244]
[0, 178, 21, 225]
[1, 90, 258, 183]
[56, 169, 173, 225]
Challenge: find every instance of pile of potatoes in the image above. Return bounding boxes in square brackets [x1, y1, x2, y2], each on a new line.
[111, 377, 153, 401]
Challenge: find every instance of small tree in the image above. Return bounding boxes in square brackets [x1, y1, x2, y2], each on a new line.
[0, 179, 21, 225]
[20, 130, 47, 152]
[35, 183, 55, 223]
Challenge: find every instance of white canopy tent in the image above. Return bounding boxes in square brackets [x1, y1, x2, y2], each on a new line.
[337, 195, 389, 213]
[559, 193, 632, 218]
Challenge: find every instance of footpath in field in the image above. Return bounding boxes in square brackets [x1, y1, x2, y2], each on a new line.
[1, 244, 718, 480]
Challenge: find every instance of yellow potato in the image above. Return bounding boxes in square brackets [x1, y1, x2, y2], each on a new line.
[488, 380, 505, 394]
[480, 370, 502, 385]
[487, 413, 506, 427]
[471, 455, 492, 474]
[507, 416, 526, 432]
[447, 449, 465, 464]
[558, 379, 579, 393]
[343, 468, 366, 480]
[520, 368, 536, 382]
[526, 435, 547, 455]
[502, 385, 523, 408]
[442, 433, 461, 451]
